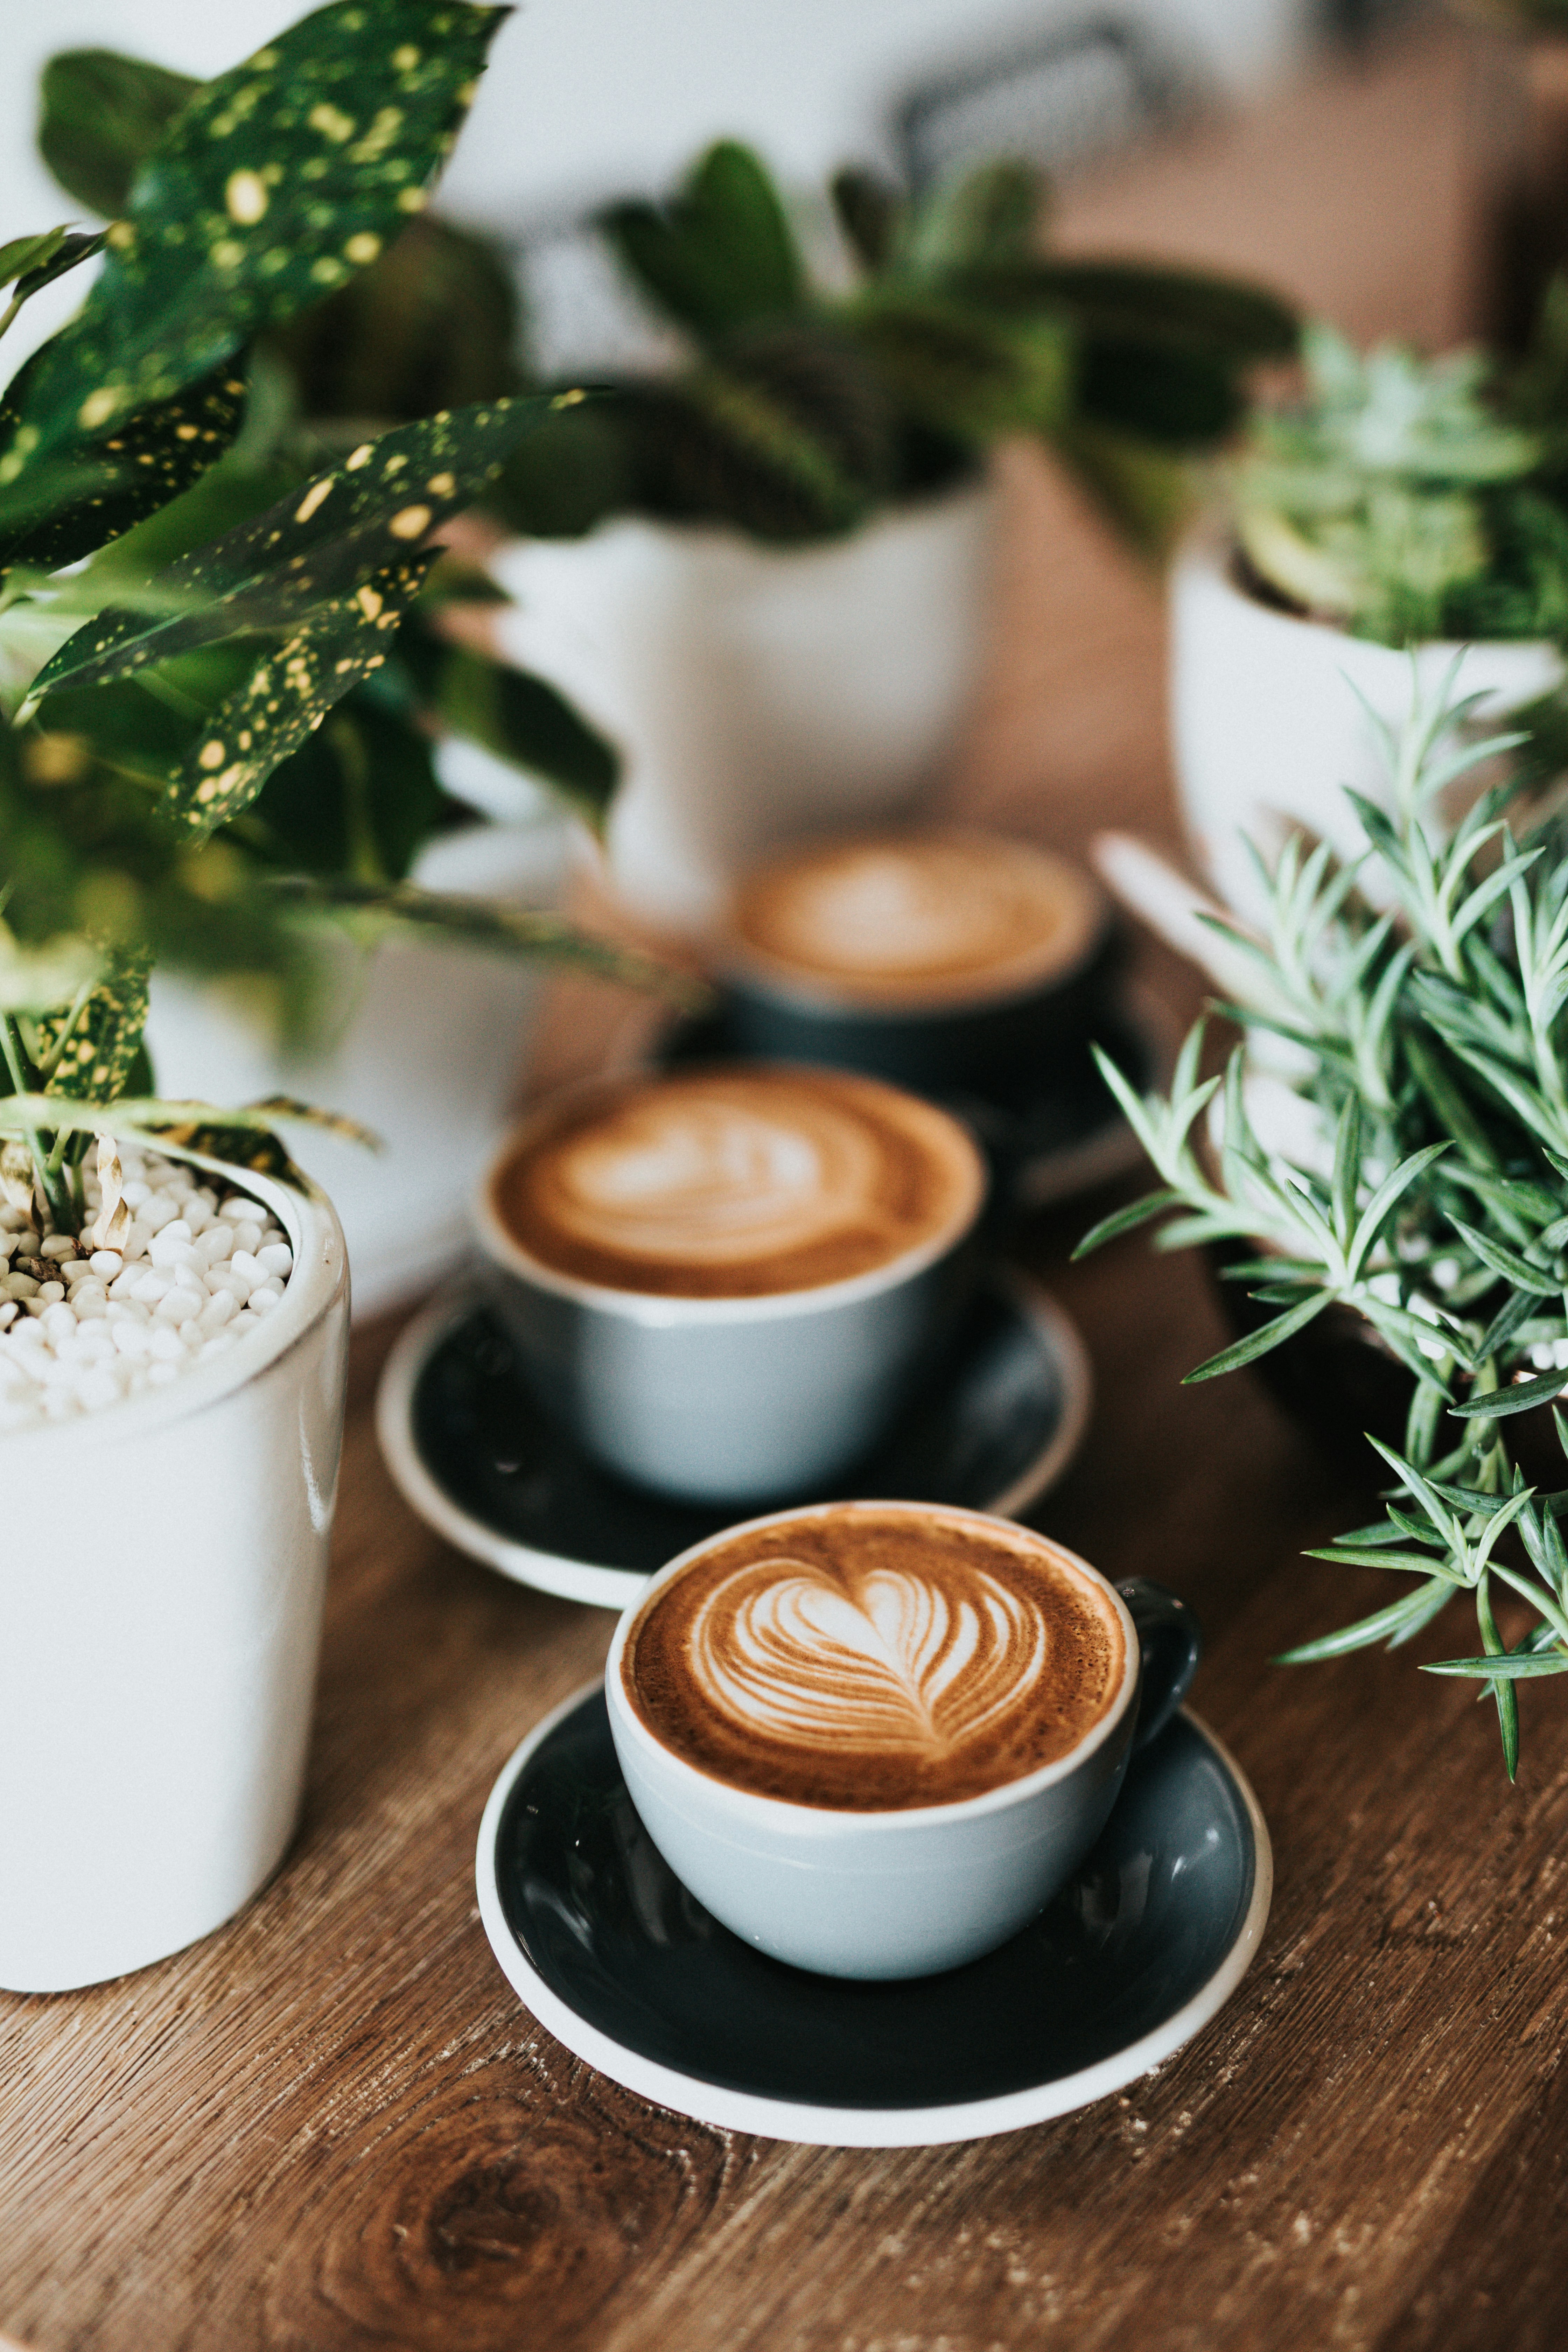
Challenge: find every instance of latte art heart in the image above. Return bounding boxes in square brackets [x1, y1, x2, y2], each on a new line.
[689, 1556, 1051, 1759]
[625, 1507, 1127, 1808]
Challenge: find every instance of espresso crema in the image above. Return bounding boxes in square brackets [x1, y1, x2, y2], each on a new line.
[490, 1068, 985, 1299]
[623, 1505, 1128, 1808]
[726, 831, 1105, 1010]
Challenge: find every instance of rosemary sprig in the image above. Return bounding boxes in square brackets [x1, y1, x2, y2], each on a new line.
[1080, 668, 1568, 1774]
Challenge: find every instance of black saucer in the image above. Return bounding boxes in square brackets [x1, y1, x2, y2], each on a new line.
[475, 1685, 1273, 2147]
[378, 1270, 1092, 1611]
[656, 987, 1167, 1210]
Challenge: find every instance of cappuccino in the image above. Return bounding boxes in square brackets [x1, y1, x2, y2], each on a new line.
[621, 1503, 1128, 1810]
[727, 831, 1106, 1012]
[489, 1066, 985, 1301]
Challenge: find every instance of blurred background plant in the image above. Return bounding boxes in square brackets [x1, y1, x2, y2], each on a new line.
[485, 136, 1300, 560]
[1081, 673, 1568, 1774]
[1230, 310, 1568, 645]
[0, 0, 686, 1236]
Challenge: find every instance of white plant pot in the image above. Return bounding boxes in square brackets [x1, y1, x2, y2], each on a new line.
[1170, 530, 1564, 925]
[489, 477, 999, 929]
[0, 1171, 348, 1992]
[146, 815, 568, 1320]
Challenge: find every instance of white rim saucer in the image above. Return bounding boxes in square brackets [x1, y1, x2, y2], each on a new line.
[376, 1270, 1093, 1613]
[473, 1681, 1274, 2149]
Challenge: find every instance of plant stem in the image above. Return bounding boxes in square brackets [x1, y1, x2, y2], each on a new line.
[0, 1013, 73, 1231]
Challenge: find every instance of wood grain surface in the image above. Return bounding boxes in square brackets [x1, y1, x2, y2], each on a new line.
[6, 26, 1566, 2352]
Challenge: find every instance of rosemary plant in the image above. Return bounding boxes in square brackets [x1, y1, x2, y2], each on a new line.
[1079, 669, 1568, 1774]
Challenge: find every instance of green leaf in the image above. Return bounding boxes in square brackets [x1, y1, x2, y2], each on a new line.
[1077, 333, 1244, 448]
[163, 553, 436, 840]
[421, 641, 619, 834]
[1346, 1141, 1451, 1280]
[2, 3, 510, 524]
[0, 229, 76, 292]
[848, 294, 1070, 443]
[0, 930, 102, 1015]
[35, 943, 152, 1101]
[265, 876, 712, 1009]
[1072, 1187, 1181, 1258]
[0, 360, 246, 575]
[1448, 1214, 1560, 1295]
[1450, 1369, 1568, 1419]
[901, 161, 1045, 278]
[1302, 1545, 1464, 1577]
[38, 50, 200, 218]
[965, 260, 1298, 361]
[1181, 1287, 1333, 1382]
[829, 168, 904, 272]
[25, 396, 552, 705]
[1421, 1649, 1568, 1679]
[600, 141, 805, 341]
[1275, 1576, 1453, 1663]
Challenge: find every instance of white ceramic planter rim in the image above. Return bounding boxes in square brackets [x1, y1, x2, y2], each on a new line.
[605, 1505, 1141, 1832]
[473, 1077, 988, 1327]
[1182, 522, 1561, 679]
[475, 1682, 1273, 2148]
[0, 1153, 346, 1458]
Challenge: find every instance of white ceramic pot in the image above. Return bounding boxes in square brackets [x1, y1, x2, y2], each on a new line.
[146, 814, 568, 1319]
[0, 1170, 348, 1992]
[488, 478, 999, 929]
[1170, 529, 1563, 924]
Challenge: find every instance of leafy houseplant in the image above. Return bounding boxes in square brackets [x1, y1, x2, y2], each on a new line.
[9, 10, 685, 1305]
[1083, 672, 1568, 1778]
[450, 140, 1298, 924]
[1171, 320, 1568, 924]
[0, 0, 681, 1995]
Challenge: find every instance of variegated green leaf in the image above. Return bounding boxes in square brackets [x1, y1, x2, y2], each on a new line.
[0, 360, 246, 574]
[164, 554, 436, 839]
[0, 2, 510, 525]
[36, 943, 152, 1101]
[24, 396, 552, 705]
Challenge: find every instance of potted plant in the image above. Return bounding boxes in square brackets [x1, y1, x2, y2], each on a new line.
[1084, 672, 1568, 1780]
[0, 0, 681, 1994]
[1172, 318, 1568, 924]
[444, 140, 1297, 925]
[26, 32, 649, 1310]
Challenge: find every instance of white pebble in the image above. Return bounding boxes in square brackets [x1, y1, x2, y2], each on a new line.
[0, 1155, 294, 1423]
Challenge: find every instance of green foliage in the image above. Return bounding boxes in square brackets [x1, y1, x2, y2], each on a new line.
[500, 138, 1297, 554]
[2, 4, 507, 551]
[38, 50, 200, 217]
[0, 1, 671, 1236]
[1233, 320, 1568, 643]
[1080, 670, 1568, 1771]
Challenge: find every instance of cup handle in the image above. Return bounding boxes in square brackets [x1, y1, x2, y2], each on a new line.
[1116, 1579, 1202, 1752]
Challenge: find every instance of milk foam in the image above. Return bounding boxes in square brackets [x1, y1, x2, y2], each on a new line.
[545, 1096, 880, 1267]
[624, 1508, 1127, 1807]
[493, 1069, 985, 1299]
[730, 832, 1104, 1008]
[688, 1554, 1051, 1759]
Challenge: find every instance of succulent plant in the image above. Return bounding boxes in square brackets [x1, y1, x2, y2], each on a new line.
[1232, 316, 1568, 645]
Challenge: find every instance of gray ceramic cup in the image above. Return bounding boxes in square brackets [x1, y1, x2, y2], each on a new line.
[473, 1087, 988, 1506]
[605, 1505, 1201, 1979]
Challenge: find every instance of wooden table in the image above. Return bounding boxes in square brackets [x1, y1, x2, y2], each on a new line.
[7, 28, 1567, 2352]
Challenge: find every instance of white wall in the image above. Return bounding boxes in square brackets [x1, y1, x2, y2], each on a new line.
[0, 0, 1315, 369]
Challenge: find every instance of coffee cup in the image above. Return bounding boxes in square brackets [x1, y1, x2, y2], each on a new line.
[714, 829, 1119, 1097]
[605, 1500, 1201, 1979]
[474, 1066, 988, 1505]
